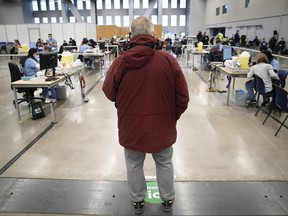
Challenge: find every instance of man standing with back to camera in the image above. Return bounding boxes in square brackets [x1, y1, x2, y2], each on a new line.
[102, 17, 189, 214]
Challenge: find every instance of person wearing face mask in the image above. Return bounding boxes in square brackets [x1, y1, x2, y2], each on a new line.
[22, 48, 57, 103]
[47, 33, 58, 52]
[22, 48, 40, 76]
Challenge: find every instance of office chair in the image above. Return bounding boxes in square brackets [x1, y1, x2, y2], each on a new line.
[278, 69, 288, 88]
[273, 84, 288, 136]
[249, 75, 274, 116]
[263, 84, 288, 136]
[8, 62, 41, 108]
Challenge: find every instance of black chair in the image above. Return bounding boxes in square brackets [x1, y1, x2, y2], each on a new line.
[263, 84, 288, 136]
[247, 75, 274, 115]
[8, 62, 41, 107]
[278, 69, 288, 88]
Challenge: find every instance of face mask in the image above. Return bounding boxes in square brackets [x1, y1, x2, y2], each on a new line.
[34, 55, 39, 60]
[48, 36, 52, 39]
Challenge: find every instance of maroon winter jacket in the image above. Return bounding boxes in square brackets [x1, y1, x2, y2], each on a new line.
[102, 34, 189, 153]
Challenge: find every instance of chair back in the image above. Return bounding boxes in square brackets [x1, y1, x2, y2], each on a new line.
[273, 84, 288, 113]
[278, 69, 288, 88]
[8, 62, 23, 90]
[254, 75, 266, 95]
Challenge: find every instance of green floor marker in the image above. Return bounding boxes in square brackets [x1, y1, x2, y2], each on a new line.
[145, 181, 162, 204]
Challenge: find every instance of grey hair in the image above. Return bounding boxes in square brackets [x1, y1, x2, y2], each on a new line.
[131, 17, 154, 37]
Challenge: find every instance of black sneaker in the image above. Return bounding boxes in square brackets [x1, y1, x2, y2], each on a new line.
[132, 201, 144, 214]
[162, 200, 173, 212]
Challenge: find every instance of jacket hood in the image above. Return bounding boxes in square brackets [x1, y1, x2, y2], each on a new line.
[121, 34, 159, 70]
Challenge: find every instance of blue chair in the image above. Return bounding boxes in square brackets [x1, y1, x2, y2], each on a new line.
[251, 75, 274, 116]
[264, 84, 288, 136]
[278, 69, 288, 88]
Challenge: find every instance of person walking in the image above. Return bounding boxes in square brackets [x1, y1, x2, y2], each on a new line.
[102, 16, 189, 214]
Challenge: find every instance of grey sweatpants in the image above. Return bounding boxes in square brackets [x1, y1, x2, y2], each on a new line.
[124, 147, 175, 202]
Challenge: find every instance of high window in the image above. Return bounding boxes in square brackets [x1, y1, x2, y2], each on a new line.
[32, 0, 38, 11]
[57, 0, 62, 10]
[123, 16, 129, 27]
[179, 15, 186, 26]
[171, 0, 177, 8]
[51, 17, 57, 23]
[123, 0, 129, 9]
[114, 0, 120, 9]
[87, 16, 91, 23]
[163, 0, 168, 8]
[151, 15, 158, 24]
[171, 15, 177, 26]
[70, 17, 75, 23]
[105, 0, 111, 9]
[97, 0, 103, 9]
[77, 0, 83, 10]
[85, 0, 91, 9]
[49, 0, 55, 10]
[245, 0, 250, 8]
[222, 4, 228, 14]
[216, 7, 220, 16]
[106, 16, 112, 24]
[162, 15, 168, 26]
[180, 0, 186, 8]
[43, 17, 48, 23]
[98, 16, 104, 25]
[115, 16, 121, 26]
[34, 17, 40, 23]
[41, 0, 47, 11]
[134, 0, 140, 9]
[143, 0, 148, 8]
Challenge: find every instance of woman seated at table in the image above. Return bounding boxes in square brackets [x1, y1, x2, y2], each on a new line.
[79, 38, 93, 68]
[22, 48, 56, 103]
[245, 53, 279, 103]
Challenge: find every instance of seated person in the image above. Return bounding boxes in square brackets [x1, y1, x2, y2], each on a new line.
[46, 33, 58, 52]
[22, 48, 56, 103]
[172, 38, 182, 57]
[261, 50, 279, 73]
[245, 53, 279, 103]
[259, 37, 268, 51]
[58, 41, 68, 61]
[10, 39, 21, 60]
[206, 38, 223, 62]
[79, 38, 93, 68]
[278, 37, 285, 54]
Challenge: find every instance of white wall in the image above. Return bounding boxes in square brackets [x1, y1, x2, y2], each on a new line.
[204, 0, 288, 41]
[0, 23, 97, 50]
[188, 0, 206, 35]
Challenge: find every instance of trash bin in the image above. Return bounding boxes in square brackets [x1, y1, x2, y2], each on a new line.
[56, 86, 67, 100]
[235, 90, 247, 106]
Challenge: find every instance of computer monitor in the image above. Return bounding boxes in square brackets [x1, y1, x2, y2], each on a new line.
[223, 46, 232, 61]
[39, 52, 58, 81]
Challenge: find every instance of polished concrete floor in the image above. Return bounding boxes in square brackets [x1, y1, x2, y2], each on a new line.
[0, 54, 288, 215]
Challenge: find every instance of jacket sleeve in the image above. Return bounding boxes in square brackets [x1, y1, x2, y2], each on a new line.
[247, 67, 254, 79]
[175, 65, 189, 120]
[268, 65, 279, 80]
[102, 58, 125, 102]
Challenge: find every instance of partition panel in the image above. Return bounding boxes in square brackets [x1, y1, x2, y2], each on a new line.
[62, 23, 75, 45]
[17, 25, 29, 45]
[39, 24, 52, 43]
[51, 24, 64, 46]
[5, 25, 18, 43]
[0, 26, 7, 42]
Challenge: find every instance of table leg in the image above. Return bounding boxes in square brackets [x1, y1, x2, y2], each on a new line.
[48, 87, 57, 123]
[226, 77, 234, 107]
[13, 85, 21, 121]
